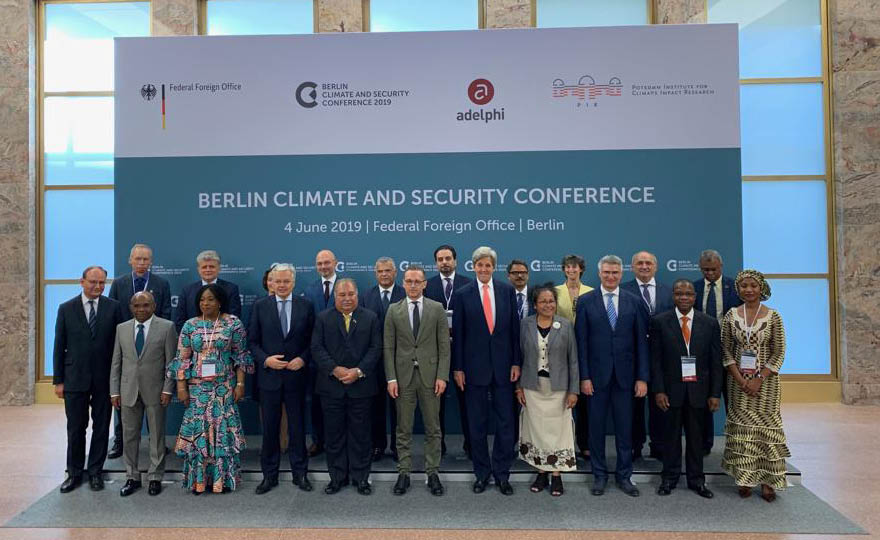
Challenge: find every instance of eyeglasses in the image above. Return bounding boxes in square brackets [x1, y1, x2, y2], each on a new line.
[508, 271, 528, 276]
[403, 280, 425, 286]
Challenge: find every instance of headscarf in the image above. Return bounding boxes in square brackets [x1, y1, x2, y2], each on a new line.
[734, 269, 771, 301]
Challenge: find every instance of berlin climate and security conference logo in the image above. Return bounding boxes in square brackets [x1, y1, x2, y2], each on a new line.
[295, 81, 318, 108]
[457, 78, 504, 123]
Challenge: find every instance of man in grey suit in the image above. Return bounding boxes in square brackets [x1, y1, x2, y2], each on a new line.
[384, 265, 450, 496]
[110, 291, 177, 497]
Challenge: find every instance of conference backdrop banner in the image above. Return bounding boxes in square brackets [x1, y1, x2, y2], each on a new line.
[115, 25, 742, 433]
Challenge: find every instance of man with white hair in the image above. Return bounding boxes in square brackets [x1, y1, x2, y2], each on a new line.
[249, 263, 316, 494]
[173, 249, 242, 332]
[451, 246, 522, 496]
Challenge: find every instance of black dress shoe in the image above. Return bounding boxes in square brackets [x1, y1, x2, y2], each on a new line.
[617, 478, 640, 497]
[427, 473, 444, 496]
[60, 475, 82, 494]
[591, 476, 608, 496]
[472, 477, 490, 494]
[119, 479, 141, 497]
[308, 443, 324, 457]
[690, 483, 714, 499]
[292, 474, 313, 492]
[371, 448, 385, 462]
[148, 480, 162, 496]
[393, 474, 410, 495]
[255, 477, 278, 495]
[107, 444, 123, 460]
[89, 474, 104, 491]
[356, 480, 372, 495]
[497, 480, 514, 496]
[657, 482, 674, 496]
[324, 480, 344, 494]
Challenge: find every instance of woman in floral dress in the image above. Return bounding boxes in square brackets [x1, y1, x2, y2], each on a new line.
[169, 283, 254, 494]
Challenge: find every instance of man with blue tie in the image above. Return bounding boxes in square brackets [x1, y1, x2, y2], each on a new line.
[302, 248, 341, 456]
[425, 244, 473, 457]
[576, 255, 649, 497]
[359, 257, 405, 461]
[621, 250, 674, 462]
[452, 246, 521, 495]
[692, 249, 742, 455]
[107, 243, 173, 460]
[506, 259, 535, 321]
[173, 250, 242, 332]
[250, 264, 316, 495]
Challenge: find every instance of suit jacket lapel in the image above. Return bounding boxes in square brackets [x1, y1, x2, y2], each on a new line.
[73, 298, 91, 335]
[269, 296, 286, 339]
[667, 313, 688, 356]
[546, 318, 560, 350]
[595, 292, 613, 332]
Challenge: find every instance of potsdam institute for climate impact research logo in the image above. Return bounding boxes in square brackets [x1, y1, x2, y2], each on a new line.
[457, 78, 504, 124]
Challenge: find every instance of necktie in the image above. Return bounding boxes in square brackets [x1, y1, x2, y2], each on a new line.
[482, 284, 494, 334]
[279, 299, 289, 337]
[605, 293, 617, 330]
[135, 323, 145, 356]
[323, 281, 331, 304]
[134, 276, 146, 293]
[88, 300, 97, 337]
[641, 284, 653, 315]
[382, 290, 390, 312]
[444, 278, 452, 304]
[516, 292, 525, 320]
[411, 300, 420, 339]
[343, 312, 351, 333]
[706, 281, 718, 319]
[681, 315, 690, 347]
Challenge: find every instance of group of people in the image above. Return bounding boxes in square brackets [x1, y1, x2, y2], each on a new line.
[53, 243, 790, 503]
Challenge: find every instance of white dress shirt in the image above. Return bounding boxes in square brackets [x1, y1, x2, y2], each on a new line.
[133, 315, 154, 342]
[515, 286, 528, 318]
[81, 293, 99, 319]
[379, 285, 395, 303]
[276, 294, 293, 331]
[600, 286, 619, 314]
[702, 279, 723, 319]
[477, 279, 496, 322]
[201, 279, 218, 286]
[407, 295, 423, 331]
[636, 277, 656, 312]
[676, 307, 694, 354]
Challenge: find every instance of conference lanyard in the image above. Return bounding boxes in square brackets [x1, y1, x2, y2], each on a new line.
[133, 272, 150, 292]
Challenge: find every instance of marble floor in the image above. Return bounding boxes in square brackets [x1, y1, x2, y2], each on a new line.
[0, 402, 877, 540]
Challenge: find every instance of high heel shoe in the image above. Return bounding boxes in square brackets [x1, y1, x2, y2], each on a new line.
[530, 472, 549, 493]
[550, 475, 564, 497]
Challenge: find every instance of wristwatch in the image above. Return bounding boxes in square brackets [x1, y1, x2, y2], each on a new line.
[356, 368, 365, 379]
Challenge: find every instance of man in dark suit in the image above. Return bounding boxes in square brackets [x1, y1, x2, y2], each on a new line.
[249, 264, 316, 495]
[173, 249, 241, 332]
[621, 250, 674, 462]
[53, 265, 124, 493]
[301, 248, 341, 456]
[506, 258, 536, 320]
[692, 248, 742, 454]
[359, 256, 405, 461]
[575, 254, 649, 497]
[651, 279, 722, 499]
[311, 279, 382, 495]
[424, 244, 472, 457]
[451, 246, 521, 496]
[107, 243, 172, 459]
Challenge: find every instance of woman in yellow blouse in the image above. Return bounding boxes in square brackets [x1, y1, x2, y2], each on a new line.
[554, 254, 593, 323]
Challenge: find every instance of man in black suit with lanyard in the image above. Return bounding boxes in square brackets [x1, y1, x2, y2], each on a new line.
[54, 265, 124, 493]
[173, 249, 242, 332]
[424, 244, 472, 457]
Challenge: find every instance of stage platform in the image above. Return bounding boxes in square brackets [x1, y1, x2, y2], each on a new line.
[105, 434, 801, 486]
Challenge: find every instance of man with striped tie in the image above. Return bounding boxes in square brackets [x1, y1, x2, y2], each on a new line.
[53, 265, 124, 493]
[575, 255, 649, 497]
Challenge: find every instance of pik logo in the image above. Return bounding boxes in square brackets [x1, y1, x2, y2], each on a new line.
[295, 81, 318, 108]
[467, 78, 494, 105]
[140, 84, 157, 101]
[552, 76, 622, 104]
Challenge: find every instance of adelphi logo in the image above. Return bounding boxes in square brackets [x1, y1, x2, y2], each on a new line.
[552, 75, 622, 108]
[457, 78, 504, 124]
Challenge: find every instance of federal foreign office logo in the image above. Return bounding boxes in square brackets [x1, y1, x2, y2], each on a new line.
[140, 83, 166, 129]
[296, 81, 318, 108]
[467, 78, 494, 105]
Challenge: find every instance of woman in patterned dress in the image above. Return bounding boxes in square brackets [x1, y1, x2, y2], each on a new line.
[516, 284, 579, 497]
[170, 283, 254, 494]
[721, 269, 790, 502]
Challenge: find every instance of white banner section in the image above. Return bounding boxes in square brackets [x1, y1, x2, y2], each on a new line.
[115, 24, 739, 158]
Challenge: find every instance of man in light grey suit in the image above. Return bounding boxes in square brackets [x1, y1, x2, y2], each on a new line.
[384, 265, 450, 496]
[110, 291, 177, 497]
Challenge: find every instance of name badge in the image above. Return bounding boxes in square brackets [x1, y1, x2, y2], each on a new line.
[446, 309, 453, 329]
[199, 351, 218, 378]
[681, 356, 697, 382]
[740, 349, 757, 374]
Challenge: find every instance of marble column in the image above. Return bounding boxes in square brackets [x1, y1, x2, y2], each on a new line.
[830, 0, 880, 404]
[152, 0, 199, 36]
[0, 0, 36, 405]
[654, 0, 707, 25]
[318, 0, 363, 33]
[485, 0, 531, 28]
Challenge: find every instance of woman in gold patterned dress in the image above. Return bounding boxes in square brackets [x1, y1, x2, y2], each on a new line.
[721, 269, 790, 502]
